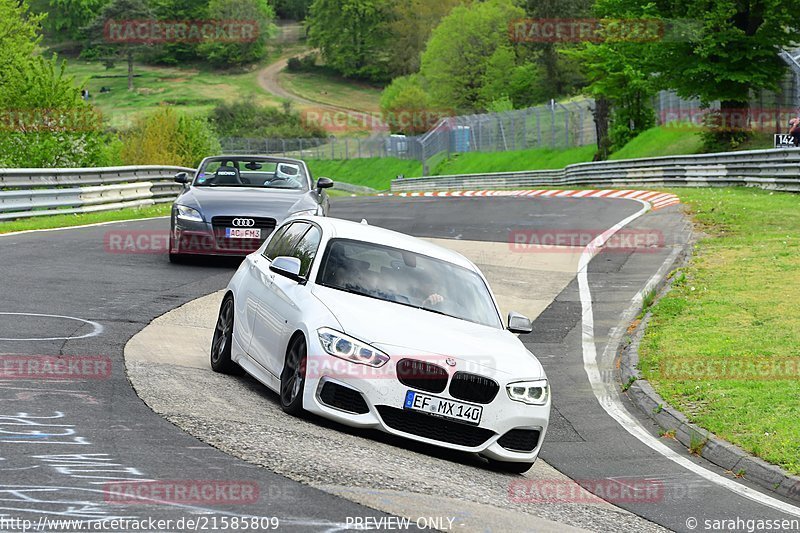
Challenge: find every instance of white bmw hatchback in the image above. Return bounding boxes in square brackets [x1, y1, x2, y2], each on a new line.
[211, 216, 551, 472]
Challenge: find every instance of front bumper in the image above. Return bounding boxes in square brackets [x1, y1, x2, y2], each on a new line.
[301, 342, 550, 463]
[170, 217, 270, 256]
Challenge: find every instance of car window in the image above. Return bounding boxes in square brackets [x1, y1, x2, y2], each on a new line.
[263, 225, 290, 260]
[293, 226, 322, 278]
[263, 223, 309, 260]
[194, 158, 309, 190]
[317, 239, 502, 328]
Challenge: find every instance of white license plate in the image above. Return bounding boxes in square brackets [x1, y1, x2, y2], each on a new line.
[404, 390, 482, 425]
[225, 228, 261, 239]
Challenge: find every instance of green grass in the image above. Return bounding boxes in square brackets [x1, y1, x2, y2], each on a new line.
[308, 158, 423, 190]
[609, 127, 704, 160]
[0, 204, 171, 234]
[279, 67, 383, 113]
[67, 60, 280, 130]
[432, 145, 597, 175]
[639, 188, 800, 475]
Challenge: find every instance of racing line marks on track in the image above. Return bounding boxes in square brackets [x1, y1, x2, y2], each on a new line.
[574, 199, 800, 518]
[379, 189, 681, 210]
[0, 313, 104, 341]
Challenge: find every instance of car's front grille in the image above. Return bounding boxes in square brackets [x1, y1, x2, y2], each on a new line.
[376, 405, 495, 447]
[396, 359, 449, 393]
[210, 216, 276, 250]
[497, 429, 541, 452]
[448, 372, 499, 404]
[211, 216, 277, 230]
[319, 382, 369, 414]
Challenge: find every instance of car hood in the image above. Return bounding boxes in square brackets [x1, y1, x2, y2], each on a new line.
[176, 186, 317, 219]
[311, 285, 544, 379]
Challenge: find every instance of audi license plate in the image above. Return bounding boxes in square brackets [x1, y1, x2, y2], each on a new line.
[404, 391, 482, 425]
[225, 228, 261, 239]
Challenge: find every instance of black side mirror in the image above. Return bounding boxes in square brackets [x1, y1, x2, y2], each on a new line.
[174, 172, 190, 184]
[316, 177, 334, 192]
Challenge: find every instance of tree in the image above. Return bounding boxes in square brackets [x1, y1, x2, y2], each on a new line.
[307, 0, 392, 81]
[0, 0, 117, 168]
[272, 0, 313, 20]
[148, 0, 209, 64]
[420, 0, 524, 112]
[643, 0, 800, 144]
[521, 0, 592, 101]
[0, 0, 44, 87]
[196, 0, 276, 66]
[83, 0, 155, 91]
[567, 37, 656, 155]
[379, 74, 437, 134]
[385, 0, 464, 78]
[30, 0, 109, 40]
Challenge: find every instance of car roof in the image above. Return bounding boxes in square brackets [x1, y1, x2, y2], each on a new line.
[296, 216, 477, 271]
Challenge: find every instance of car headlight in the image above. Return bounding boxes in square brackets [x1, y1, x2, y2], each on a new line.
[290, 208, 319, 217]
[175, 205, 204, 222]
[507, 379, 549, 405]
[317, 328, 389, 367]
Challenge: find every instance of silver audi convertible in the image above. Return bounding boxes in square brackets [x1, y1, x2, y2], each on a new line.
[169, 155, 333, 261]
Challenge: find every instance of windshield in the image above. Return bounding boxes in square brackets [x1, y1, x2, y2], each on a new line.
[194, 158, 309, 190]
[317, 239, 502, 329]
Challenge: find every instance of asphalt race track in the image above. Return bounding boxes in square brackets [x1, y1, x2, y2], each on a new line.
[1, 195, 799, 532]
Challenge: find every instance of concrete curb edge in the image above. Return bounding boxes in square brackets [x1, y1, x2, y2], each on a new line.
[617, 236, 800, 504]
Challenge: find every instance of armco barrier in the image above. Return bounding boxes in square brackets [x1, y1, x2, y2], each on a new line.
[0, 166, 193, 221]
[391, 148, 800, 192]
[0, 166, 373, 221]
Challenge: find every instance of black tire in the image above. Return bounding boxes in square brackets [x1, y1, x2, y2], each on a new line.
[487, 459, 535, 474]
[168, 252, 185, 264]
[280, 335, 307, 416]
[210, 295, 238, 374]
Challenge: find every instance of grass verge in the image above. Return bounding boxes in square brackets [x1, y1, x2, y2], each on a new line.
[0, 204, 171, 234]
[307, 158, 423, 190]
[433, 145, 596, 175]
[639, 187, 800, 475]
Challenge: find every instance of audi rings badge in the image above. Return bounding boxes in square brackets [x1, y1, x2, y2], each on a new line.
[232, 218, 256, 227]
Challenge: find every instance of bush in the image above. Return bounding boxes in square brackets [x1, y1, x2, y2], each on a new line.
[0, 53, 119, 168]
[286, 53, 317, 72]
[121, 107, 220, 167]
[0, 131, 122, 168]
[379, 74, 442, 135]
[210, 98, 325, 138]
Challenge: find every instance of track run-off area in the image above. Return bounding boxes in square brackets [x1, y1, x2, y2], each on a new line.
[1, 193, 798, 532]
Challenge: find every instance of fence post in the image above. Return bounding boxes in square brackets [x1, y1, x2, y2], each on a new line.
[358, 138, 362, 159]
[345, 138, 350, 160]
[550, 102, 556, 148]
[282, 139, 287, 157]
[331, 137, 335, 159]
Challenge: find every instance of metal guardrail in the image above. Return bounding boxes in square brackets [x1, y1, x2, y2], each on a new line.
[391, 148, 800, 193]
[0, 166, 192, 220]
[0, 165, 376, 221]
